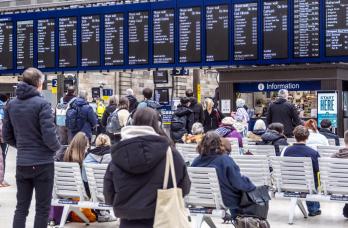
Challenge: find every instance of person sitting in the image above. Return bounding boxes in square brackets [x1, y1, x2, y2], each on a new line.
[283, 126, 321, 217]
[260, 123, 288, 155]
[304, 119, 329, 149]
[319, 119, 339, 146]
[191, 132, 255, 219]
[332, 130, 348, 218]
[215, 117, 243, 148]
[84, 134, 112, 165]
[182, 122, 204, 144]
[170, 97, 194, 143]
[247, 119, 266, 142]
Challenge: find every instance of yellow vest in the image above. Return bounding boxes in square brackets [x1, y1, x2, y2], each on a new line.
[96, 101, 106, 119]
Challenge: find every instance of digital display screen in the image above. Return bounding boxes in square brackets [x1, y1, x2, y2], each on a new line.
[294, 0, 320, 58]
[179, 7, 201, 63]
[206, 5, 229, 62]
[59, 17, 77, 68]
[104, 13, 124, 66]
[38, 19, 55, 68]
[153, 70, 169, 83]
[0, 21, 13, 70]
[263, 0, 288, 59]
[155, 88, 170, 105]
[153, 9, 175, 64]
[128, 11, 149, 65]
[234, 3, 258, 61]
[81, 15, 100, 67]
[17, 20, 33, 69]
[326, 0, 348, 56]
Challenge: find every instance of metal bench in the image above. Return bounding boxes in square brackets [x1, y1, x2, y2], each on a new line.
[317, 145, 343, 158]
[186, 167, 227, 228]
[176, 143, 198, 165]
[244, 145, 276, 157]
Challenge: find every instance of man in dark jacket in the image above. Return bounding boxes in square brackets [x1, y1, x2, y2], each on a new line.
[266, 89, 301, 137]
[125, 88, 138, 113]
[2, 68, 61, 228]
[259, 122, 288, 155]
[186, 89, 204, 124]
[66, 90, 98, 142]
[170, 97, 194, 142]
[319, 119, 339, 146]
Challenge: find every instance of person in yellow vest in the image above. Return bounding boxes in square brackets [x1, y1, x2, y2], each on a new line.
[96, 98, 106, 120]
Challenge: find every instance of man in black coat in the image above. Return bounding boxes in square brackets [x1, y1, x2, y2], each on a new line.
[266, 89, 302, 137]
[125, 88, 138, 113]
[319, 119, 340, 146]
[2, 68, 61, 228]
[186, 89, 204, 124]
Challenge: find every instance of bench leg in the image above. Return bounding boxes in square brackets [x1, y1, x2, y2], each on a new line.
[296, 199, 308, 218]
[194, 214, 204, 228]
[288, 197, 297, 225]
[71, 207, 90, 225]
[203, 216, 216, 228]
[58, 205, 71, 228]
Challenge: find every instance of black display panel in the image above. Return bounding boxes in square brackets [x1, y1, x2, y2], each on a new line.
[128, 11, 149, 65]
[206, 5, 229, 62]
[153, 9, 175, 64]
[154, 88, 170, 105]
[234, 3, 258, 60]
[104, 13, 124, 66]
[294, 0, 320, 58]
[0, 21, 13, 70]
[17, 20, 33, 69]
[263, 0, 288, 59]
[179, 7, 201, 63]
[326, 0, 348, 56]
[38, 19, 55, 68]
[81, 15, 100, 67]
[59, 17, 77, 68]
[153, 70, 169, 83]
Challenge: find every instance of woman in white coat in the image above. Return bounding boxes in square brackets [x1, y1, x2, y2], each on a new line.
[304, 119, 329, 149]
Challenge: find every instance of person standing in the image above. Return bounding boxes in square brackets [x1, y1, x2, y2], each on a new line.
[185, 89, 204, 124]
[101, 95, 118, 129]
[266, 89, 301, 137]
[125, 88, 138, 113]
[203, 98, 223, 132]
[137, 88, 161, 110]
[0, 94, 9, 186]
[2, 68, 61, 228]
[170, 97, 194, 143]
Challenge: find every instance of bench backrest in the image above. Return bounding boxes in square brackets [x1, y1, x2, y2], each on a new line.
[319, 158, 348, 196]
[339, 138, 345, 147]
[175, 143, 198, 165]
[270, 156, 315, 194]
[53, 162, 88, 200]
[328, 139, 336, 146]
[287, 138, 297, 145]
[244, 145, 276, 157]
[317, 146, 343, 158]
[232, 155, 271, 186]
[84, 163, 109, 203]
[186, 167, 226, 210]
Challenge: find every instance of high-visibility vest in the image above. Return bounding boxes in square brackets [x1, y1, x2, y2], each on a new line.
[96, 101, 106, 119]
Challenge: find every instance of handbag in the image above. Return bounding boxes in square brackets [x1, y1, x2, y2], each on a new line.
[153, 147, 191, 228]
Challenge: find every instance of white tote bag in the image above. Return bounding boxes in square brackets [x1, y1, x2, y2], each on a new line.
[153, 147, 191, 228]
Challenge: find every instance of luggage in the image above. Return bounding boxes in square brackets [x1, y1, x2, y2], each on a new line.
[239, 185, 270, 220]
[235, 216, 270, 228]
[48, 206, 64, 226]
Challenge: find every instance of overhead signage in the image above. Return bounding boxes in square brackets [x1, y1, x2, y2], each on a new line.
[234, 81, 321, 92]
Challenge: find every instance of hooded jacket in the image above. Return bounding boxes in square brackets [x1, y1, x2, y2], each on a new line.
[188, 97, 204, 124]
[2, 82, 61, 166]
[259, 129, 288, 155]
[137, 99, 161, 110]
[103, 126, 191, 220]
[126, 95, 138, 113]
[266, 98, 302, 137]
[319, 128, 340, 146]
[247, 129, 266, 142]
[170, 105, 194, 142]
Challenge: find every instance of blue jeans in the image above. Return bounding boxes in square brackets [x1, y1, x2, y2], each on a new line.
[306, 201, 320, 213]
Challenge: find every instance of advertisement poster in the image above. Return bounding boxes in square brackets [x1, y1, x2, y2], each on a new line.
[317, 92, 338, 128]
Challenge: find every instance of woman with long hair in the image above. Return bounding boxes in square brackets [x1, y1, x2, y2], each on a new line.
[304, 119, 329, 148]
[103, 108, 190, 228]
[203, 98, 223, 132]
[63, 132, 89, 164]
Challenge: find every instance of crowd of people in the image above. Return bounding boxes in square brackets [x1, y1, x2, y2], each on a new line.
[0, 67, 347, 228]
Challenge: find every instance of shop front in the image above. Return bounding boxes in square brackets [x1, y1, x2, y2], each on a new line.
[218, 64, 348, 137]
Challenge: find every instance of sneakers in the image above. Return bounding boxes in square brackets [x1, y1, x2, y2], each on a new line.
[97, 210, 117, 223]
[308, 210, 321, 217]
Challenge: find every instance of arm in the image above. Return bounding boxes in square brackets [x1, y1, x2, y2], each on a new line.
[266, 105, 272, 125]
[40, 102, 61, 152]
[2, 104, 16, 147]
[101, 110, 109, 127]
[290, 105, 302, 127]
[227, 158, 256, 192]
[87, 107, 98, 128]
[103, 164, 116, 205]
[335, 135, 340, 146]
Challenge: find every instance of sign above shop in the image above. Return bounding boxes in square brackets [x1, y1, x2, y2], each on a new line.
[234, 81, 321, 93]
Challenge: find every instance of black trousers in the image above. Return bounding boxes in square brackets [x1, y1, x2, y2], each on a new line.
[120, 218, 154, 228]
[13, 163, 54, 228]
[0, 143, 7, 172]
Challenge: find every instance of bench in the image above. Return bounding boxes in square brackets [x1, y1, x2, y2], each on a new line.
[317, 145, 343, 158]
[186, 167, 227, 228]
[244, 145, 276, 157]
[176, 143, 198, 165]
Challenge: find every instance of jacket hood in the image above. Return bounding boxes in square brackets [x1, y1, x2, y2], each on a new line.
[16, 82, 41, 100]
[144, 99, 161, 109]
[74, 97, 88, 106]
[195, 154, 219, 166]
[332, 148, 348, 159]
[174, 105, 193, 117]
[121, 125, 159, 141]
[88, 146, 111, 156]
[253, 129, 266, 136]
[112, 128, 169, 174]
[274, 98, 287, 104]
[261, 129, 285, 142]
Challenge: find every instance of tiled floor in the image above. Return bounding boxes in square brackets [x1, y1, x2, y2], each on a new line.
[0, 148, 347, 227]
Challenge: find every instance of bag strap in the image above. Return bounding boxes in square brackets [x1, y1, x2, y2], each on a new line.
[163, 147, 177, 189]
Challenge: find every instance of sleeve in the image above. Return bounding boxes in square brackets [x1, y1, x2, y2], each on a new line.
[291, 105, 302, 127]
[2, 105, 16, 147]
[173, 149, 191, 196]
[101, 110, 109, 127]
[227, 158, 256, 192]
[87, 107, 98, 128]
[266, 105, 272, 125]
[335, 136, 340, 146]
[40, 102, 61, 152]
[103, 164, 116, 205]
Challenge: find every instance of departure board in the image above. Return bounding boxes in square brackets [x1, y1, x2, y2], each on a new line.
[179, 7, 201, 63]
[263, 0, 288, 59]
[326, 0, 348, 56]
[37, 19, 55, 68]
[128, 11, 148, 65]
[104, 13, 124, 66]
[59, 17, 77, 68]
[17, 20, 33, 69]
[81, 15, 100, 67]
[0, 21, 13, 70]
[294, 0, 320, 58]
[206, 5, 229, 62]
[234, 3, 258, 61]
[153, 9, 175, 64]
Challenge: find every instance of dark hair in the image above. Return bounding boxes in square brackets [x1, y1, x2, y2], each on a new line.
[305, 119, 318, 132]
[0, 94, 8, 102]
[185, 89, 194, 97]
[142, 88, 153, 100]
[293, 125, 310, 142]
[22, 68, 44, 88]
[268, 122, 284, 134]
[197, 131, 224, 156]
[180, 97, 190, 105]
[320, 119, 332, 129]
[67, 86, 75, 96]
[118, 96, 129, 110]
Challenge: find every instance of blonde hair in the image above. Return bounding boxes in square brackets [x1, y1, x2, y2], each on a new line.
[253, 119, 266, 131]
[236, 98, 245, 108]
[64, 132, 89, 165]
[96, 134, 111, 147]
[204, 98, 214, 114]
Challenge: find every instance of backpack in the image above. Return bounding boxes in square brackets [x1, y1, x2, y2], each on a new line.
[171, 114, 187, 132]
[106, 110, 122, 134]
[65, 104, 85, 133]
[56, 98, 76, 127]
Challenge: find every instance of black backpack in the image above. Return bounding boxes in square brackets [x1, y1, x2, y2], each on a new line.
[65, 105, 85, 133]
